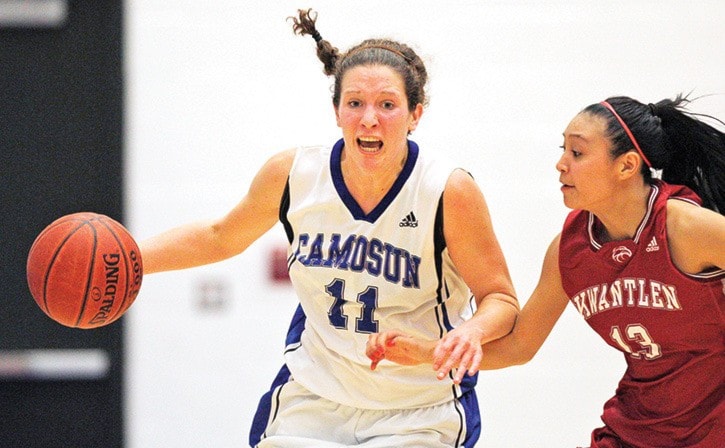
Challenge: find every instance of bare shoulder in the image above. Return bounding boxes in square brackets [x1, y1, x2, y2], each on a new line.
[445, 168, 479, 192]
[666, 198, 723, 240]
[666, 199, 725, 273]
[443, 169, 485, 210]
[442, 169, 492, 236]
[260, 147, 296, 179]
[249, 148, 296, 195]
[232, 147, 297, 223]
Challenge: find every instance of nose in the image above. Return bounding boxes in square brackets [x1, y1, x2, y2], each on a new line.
[361, 105, 378, 128]
[556, 153, 568, 173]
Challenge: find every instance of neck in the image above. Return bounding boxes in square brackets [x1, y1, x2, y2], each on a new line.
[594, 182, 652, 242]
[340, 146, 408, 213]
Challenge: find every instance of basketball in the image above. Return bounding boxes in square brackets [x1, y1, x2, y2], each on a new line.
[26, 212, 143, 329]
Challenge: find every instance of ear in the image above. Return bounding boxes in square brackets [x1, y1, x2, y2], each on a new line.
[407, 103, 424, 134]
[617, 151, 642, 180]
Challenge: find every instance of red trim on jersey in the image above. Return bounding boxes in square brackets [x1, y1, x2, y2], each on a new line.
[600, 101, 653, 168]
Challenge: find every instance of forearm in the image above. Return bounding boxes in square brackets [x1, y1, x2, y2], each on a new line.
[479, 290, 565, 370]
[140, 220, 234, 274]
[479, 327, 530, 370]
[470, 292, 519, 345]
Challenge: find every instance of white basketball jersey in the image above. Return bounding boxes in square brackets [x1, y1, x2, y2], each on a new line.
[280, 139, 476, 410]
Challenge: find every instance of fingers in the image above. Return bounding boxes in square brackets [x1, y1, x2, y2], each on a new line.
[366, 333, 386, 370]
[366, 332, 403, 370]
[370, 358, 380, 371]
[432, 335, 483, 384]
[367, 331, 480, 382]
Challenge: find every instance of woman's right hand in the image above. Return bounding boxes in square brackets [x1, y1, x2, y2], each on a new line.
[366, 331, 437, 371]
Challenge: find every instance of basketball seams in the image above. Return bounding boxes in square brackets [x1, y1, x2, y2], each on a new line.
[27, 212, 142, 329]
[40, 219, 91, 316]
[74, 218, 99, 327]
[96, 216, 131, 324]
[30, 215, 89, 246]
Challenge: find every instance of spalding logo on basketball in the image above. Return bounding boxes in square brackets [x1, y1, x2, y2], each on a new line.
[26, 212, 143, 329]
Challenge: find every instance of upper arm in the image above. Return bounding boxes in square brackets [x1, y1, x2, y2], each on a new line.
[139, 148, 296, 274]
[211, 148, 296, 256]
[667, 199, 725, 273]
[442, 169, 516, 304]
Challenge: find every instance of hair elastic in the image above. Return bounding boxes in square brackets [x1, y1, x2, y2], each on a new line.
[600, 101, 652, 168]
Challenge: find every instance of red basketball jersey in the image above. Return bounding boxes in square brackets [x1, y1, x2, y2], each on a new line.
[559, 181, 725, 447]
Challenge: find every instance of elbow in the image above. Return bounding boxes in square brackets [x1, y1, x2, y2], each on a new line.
[497, 305, 519, 340]
[481, 336, 538, 370]
[512, 348, 536, 366]
[481, 351, 532, 370]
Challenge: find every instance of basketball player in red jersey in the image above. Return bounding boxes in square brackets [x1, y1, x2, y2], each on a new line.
[367, 95, 725, 447]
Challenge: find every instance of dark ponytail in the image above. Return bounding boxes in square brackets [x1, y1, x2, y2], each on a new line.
[654, 96, 725, 213]
[584, 94, 725, 213]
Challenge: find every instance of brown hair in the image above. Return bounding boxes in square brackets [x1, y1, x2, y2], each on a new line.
[289, 8, 428, 112]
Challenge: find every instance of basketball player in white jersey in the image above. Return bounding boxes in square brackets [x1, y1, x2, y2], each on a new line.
[139, 9, 519, 447]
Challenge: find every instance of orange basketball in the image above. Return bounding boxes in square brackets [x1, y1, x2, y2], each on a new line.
[26, 212, 143, 329]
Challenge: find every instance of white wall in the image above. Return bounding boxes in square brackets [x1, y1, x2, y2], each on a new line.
[123, 1, 725, 447]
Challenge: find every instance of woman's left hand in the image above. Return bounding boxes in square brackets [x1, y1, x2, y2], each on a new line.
[432, 320, 484, 384]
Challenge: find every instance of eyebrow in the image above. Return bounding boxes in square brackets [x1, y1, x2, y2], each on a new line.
[563, 132, 591, 142]
[341, 89, 402, 96]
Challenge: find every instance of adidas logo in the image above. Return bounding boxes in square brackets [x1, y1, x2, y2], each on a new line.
[646, 236, 660, 252]
[399, 211, 419, 228]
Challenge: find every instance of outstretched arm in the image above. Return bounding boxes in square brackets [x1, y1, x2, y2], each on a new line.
[450, 234, 569, 375]
[140, 149, 295, 274]
[368, 234, 570, 383]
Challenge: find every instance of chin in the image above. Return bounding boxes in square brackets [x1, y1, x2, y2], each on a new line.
[561, 196, 577, 210]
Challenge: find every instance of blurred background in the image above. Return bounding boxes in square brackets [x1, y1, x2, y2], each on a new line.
[1, 1, 723, 447]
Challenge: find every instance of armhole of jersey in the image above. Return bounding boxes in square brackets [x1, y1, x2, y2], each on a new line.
[279, 178, 293, 244]
[434, 193, 445, 252]
[669, 196, 701, 208]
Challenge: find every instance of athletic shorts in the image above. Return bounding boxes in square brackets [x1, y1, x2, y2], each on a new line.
[249, 369, 480, 447]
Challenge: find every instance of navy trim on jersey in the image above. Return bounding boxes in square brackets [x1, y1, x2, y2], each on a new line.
[330, 138, 420, 223]
[284, 303, 306, 347]
[458, 388, 481, 448]
[433, 193, 449, 338]
[249, 363, 292, 446]
[279, 180, 293, 244]
[250, 306, 305, 446]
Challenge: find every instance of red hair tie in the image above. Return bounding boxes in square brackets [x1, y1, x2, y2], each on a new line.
[600, 101, 652, 168]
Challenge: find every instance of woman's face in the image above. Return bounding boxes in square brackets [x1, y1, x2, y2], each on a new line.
[557, 112, 621, 211]
[335, 64, 422, 172]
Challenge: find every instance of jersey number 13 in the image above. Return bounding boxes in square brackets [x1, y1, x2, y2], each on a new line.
[609, 324, 662, 360]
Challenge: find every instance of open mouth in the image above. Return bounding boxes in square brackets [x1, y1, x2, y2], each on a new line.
[358, 137, 383, 152]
